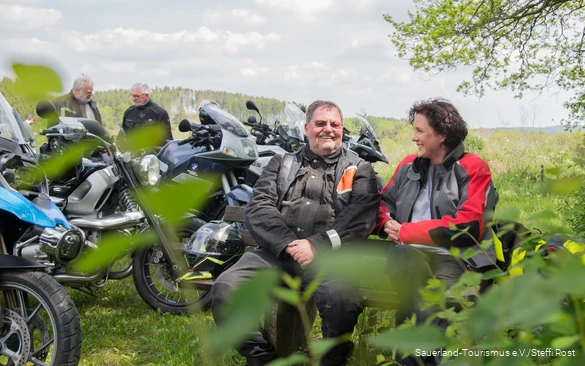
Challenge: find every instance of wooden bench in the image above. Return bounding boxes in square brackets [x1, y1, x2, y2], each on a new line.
[220, 205, 397, 357]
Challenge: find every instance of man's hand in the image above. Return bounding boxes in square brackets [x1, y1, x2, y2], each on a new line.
[285, 239, 316, 269]
[384, 220, 402, 244]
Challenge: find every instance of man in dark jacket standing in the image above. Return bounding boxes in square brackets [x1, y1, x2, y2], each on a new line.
[54, 74, 102, 124]
[122, 83, 173, 146]
[211, 100, 380, 365]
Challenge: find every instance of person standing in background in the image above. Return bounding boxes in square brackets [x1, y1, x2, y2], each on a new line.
[54, 74, 102, 124]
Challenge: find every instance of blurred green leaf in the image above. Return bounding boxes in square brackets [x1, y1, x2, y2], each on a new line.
[74, 230, 157, 271]
[136, 178, 216, 225]
[266, 353, 310, 366]
[461, 248, 481, 259]
[551, 335, 580, 350]
[281, 272, 301, 292]
[545, 167, 562, 176]
[272, 287, 300, 306]
[480, 239, 493, 250]
[117, 123, 166, 153]
[302, 271, 323, 302]
[494, 206, 521, 222]
[314, 246, 389, 289]
[547, 177, 584, 195]
[34, 140, 100, 181]
[481, 268, 507, 280]
[370, 325, 449, 352]
[12, 63, 62, 102]
[210, 269, 279, 353]
[545, 311, 577, 336]
[467, 272, 567, 339]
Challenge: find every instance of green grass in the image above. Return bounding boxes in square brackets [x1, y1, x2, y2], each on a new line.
[70, 278, 399, 365]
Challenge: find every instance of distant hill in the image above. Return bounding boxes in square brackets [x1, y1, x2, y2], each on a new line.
[482, 125, 567, 135]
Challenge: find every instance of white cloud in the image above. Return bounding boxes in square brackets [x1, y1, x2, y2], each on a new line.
[0, 37, 57, 54]
[231, 8, 265, 25]
[241, 67, 270, 76]
[0, 3, 62, 30]
[60, 27, 280, 54]
[204, 8, 265, 26]
[223, 31, 281, 53]
[98, 62, 136, 73]
[255, 0, 334, 22]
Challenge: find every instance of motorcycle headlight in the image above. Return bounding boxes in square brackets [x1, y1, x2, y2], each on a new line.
[241, 139, 258, 159]
[138, 155, 160, 186]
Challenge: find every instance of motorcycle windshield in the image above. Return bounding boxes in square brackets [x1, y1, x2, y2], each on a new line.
[283, 103, 306, 141]
[356, 114, 378, 141]
[0, 92, 27, 145]
[199, 100, 250, 138]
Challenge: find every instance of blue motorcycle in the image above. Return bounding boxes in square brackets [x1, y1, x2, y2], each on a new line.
[0, 91, 82, 365]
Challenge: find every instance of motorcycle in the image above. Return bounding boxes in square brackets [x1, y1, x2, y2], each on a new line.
[32, 101, 206, 314]
[244, 100, 306, 185]
[344, 112, 388, 189]
[157, 100, 259, 222]
[0, 91, 82, 365]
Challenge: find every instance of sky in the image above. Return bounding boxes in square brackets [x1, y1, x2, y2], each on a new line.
[0, 0, 571, 128]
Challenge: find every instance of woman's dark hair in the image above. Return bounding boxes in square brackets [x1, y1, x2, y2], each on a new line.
[407, 98, 468, 150]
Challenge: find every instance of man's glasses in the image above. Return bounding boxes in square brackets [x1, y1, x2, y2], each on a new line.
[131, 94, 143, 98]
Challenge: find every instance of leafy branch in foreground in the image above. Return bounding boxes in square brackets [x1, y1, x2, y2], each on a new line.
[385, 0, 585, 128]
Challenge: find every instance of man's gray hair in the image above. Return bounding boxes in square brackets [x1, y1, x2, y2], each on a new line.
[305, 100, 343, 124]
[72, 74, 93, 90]
[131, 82, 150, 95]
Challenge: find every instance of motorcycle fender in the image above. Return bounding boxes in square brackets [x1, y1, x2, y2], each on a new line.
[0, 187, 57, 228]
[226, 184, 253, 205]
[0, 254, 46, 270]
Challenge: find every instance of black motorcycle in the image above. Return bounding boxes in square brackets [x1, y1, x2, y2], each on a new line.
[32, 101, 207, 315]
[0, 91, 82, 365]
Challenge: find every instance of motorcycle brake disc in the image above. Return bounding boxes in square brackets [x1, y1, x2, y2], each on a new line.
[0, 308, 31, 366]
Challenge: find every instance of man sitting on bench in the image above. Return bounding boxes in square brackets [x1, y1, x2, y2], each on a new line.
[211, 100, 380, 366]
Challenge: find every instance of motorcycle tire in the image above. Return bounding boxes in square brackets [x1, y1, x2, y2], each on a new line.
[0, 271, 82, 366]
[132, 219, 212, 314]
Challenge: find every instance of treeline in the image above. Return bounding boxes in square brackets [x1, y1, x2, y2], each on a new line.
[0, 76, 409, 139]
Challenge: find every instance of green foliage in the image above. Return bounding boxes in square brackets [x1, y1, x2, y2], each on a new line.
[385, 0, 585, 128]
[210, 269, 280, 354]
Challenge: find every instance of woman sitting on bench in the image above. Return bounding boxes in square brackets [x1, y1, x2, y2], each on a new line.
[376, 98, 499, 365]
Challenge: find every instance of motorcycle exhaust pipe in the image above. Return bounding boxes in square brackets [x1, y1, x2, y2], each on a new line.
[53, 267, 107, 285]
[69, 211, 145, 230]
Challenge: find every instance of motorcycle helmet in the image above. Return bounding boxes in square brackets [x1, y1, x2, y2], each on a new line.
[184, 221, 245, 277]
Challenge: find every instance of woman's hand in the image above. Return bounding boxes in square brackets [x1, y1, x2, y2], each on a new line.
[384, 219, 402, 244]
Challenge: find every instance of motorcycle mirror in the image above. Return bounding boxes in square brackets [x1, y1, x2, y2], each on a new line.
[300, 105, 306, 113]
[178, 119, 191, 132]
[276, 125, 290, 141]
[36, 100, 59, 125]
[245, 100, 259, 113]
[247, 115, 257, 125]
[246, 100, 262, 124]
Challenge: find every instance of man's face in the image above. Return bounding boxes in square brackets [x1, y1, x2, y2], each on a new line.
[131, 88, 149, 106]
[304, 106, 343, 157]
[73, 82, 93, 103]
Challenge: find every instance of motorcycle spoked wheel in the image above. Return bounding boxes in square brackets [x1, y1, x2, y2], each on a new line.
[0, 271, 82, 366]
[132, 219, 212, 314]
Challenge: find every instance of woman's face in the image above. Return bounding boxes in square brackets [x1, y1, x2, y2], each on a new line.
[412, 113, 446, 165]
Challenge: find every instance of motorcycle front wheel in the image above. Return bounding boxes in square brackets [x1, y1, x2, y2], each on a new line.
[0, 271, 82, 366]
[132, 219, 212, 314]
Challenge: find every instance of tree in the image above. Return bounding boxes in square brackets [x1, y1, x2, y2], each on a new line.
[385, 0, 585, 128]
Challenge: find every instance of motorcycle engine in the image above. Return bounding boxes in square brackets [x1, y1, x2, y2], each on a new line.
[39, 226, 85, 263]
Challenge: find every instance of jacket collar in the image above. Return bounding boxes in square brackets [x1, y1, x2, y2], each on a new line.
[411, 142, 465, 177]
